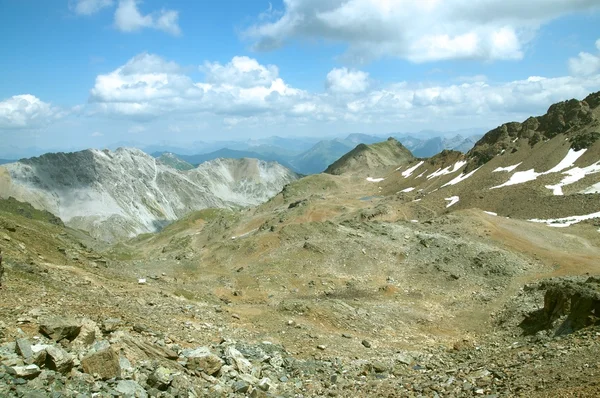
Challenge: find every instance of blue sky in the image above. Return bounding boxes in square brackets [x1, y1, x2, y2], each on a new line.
[1, 0, 600, 156]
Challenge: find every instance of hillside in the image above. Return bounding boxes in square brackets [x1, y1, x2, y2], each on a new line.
[0, 94, 599, 397]
[156, 153, 195, 171]
[349, 91, 600, 229]
[325, 137, 414, 176]
[0, 148, 298, 241]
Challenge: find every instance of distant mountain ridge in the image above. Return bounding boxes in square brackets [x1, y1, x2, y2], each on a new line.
[340, 91, 600, 226]
[0, 148, 298, 241]
[151, 133, 481, 176]
[325, 137, 414, 176]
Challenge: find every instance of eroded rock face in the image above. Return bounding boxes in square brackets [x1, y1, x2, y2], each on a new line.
[1, 149, 299, 241]
[520, 277, 600, 336]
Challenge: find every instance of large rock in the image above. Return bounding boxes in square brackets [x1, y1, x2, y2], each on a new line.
[30, 344, 49, 367]
[15, 338, 34, 363]
[39, 317, 81, 342]
[225, 346, 253, 375]
[81, 347, 121, 380]
[73, 318, 100, 347]
[116, 380, 148, 398]
[183, 347, 224, 375]
[7, 364, 41, 379]
[147, 366, 174, 391]
[45, 346, 74, 374]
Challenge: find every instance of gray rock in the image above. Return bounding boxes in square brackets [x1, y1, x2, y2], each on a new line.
[39, 317, 81, 342]
[361, 340, 371, 348]
[225, 346, 253, 375]
[147, 366, 174, 391]
[15, 338, 34, 362]
[184, 347, 224, 376]
[45, 346, 74, 374]
[72, 318, 99, 347]
[116, 380, 148, 398]
[233, 380, 250, 393]
[81, 347, 121, 380]
[258, 377, 272, 391]
[30, 344, 49, 367]
[8, 364, 41, 379]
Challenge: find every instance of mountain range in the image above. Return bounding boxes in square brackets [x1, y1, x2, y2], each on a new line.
[0, 92, 599, 397]
[0, 148, 298, 241]
[152, 132, 481, 175]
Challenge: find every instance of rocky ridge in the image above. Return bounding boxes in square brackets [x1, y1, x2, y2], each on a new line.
[0, 148, 298, 241]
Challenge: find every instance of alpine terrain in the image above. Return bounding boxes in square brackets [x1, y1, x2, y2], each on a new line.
[0, 148, 299, 241]
[0, 92, 600, 397]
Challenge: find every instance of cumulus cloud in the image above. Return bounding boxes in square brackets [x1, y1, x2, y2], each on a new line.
[114, 0, 181, 36]
[89, 53, 306, 119]
[70, 0, 113, 15]
[245, 0, 599, 62]
[0, 95, 65, 129]
[569, 39, 600, 76]
[85, 51, 600, 132]
[326, 68, 369, 94]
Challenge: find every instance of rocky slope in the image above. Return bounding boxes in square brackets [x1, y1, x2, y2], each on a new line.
[325, 137, 415, 177]
[0, 148, 298, 241]
[351, 92, 600, 230]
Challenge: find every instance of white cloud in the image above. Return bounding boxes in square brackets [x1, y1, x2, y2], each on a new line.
[203, 56, 279, 87]
[70, 0, 113, 15]
[569, 38, 600, 76]
[89, 53, 306, 119]
[245, 0, 599, 62]
[326, 68, 370, 94]
[85, 51, 600, 133]
[114, 0, 181, 36]
[0, 95, 65, 129]
[91, 131, 104, 137]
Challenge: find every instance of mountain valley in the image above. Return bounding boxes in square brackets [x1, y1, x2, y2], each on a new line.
[0, 93, 600, 397]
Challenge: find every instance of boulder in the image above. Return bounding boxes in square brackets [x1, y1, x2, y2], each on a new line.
[8, 364, 41, 379]
[225, 346, 253, 375]
[116, 380, 148, 398]
[15, 338, 34, 363]
[30, 344, 49, 367]
[81, 347, 121, 380]
[147, 366, 174, 391]
[73, 318, 99, 347]
[45, 346, 74, 374]
[183, 347, 224, 375]
[39, 317, 81, 342]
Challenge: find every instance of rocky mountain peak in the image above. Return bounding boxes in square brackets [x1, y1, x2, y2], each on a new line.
[325, 137, 414, 176]
[467, 91, 600, 170]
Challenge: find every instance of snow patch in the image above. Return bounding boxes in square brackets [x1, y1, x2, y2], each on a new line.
[546, 148, 587, 173]
[442, 167, 480, 187]
[580, 182, 600, 194]
[366, 177, 385, 182]
[545, 161, 600, 195]
[400, 187, 415, 193]
[412, 199, 422, 202]
[427, 161, 467, 180]
[483, 211, 498, 216]
[402, 161, 424, 178]
[529, 211, 600, 228]
[445, 196, 459, 208]
[416, 171, 426, 178]
[493, 163, 522, 173]
[410, 220, 419, 223]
